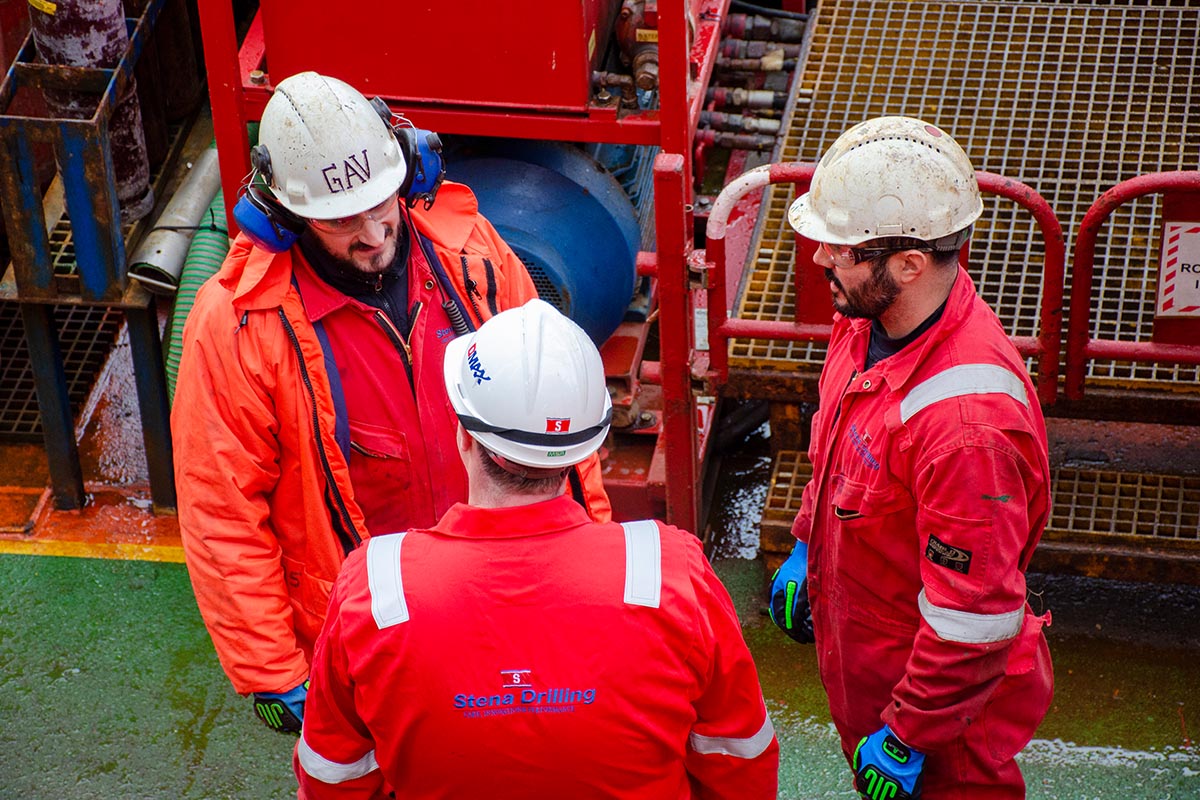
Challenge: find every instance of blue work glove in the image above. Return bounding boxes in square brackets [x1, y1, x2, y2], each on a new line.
[252, 680, 308, 734]
[769, 541, 814, 643]
[853, 724, 925, 800]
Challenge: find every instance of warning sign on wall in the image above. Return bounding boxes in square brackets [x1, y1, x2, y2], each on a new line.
[1157, 222, 1200, 317]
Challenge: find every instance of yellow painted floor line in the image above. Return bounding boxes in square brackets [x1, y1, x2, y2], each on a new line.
[0, 537, 186, 563]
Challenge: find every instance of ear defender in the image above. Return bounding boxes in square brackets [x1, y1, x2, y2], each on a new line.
[233, 182, 307, 254]
[370, 96, 446, 209]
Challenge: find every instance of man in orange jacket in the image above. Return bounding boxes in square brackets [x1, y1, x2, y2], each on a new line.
[172, 71, 610, 734]
[295, 299, 778, 799]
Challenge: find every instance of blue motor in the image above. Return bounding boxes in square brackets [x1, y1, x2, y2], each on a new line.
[445, 140, 641, 346]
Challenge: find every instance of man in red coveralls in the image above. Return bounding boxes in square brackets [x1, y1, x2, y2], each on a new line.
[768, 117, 1053, 798]
[295, 299, 779, 799]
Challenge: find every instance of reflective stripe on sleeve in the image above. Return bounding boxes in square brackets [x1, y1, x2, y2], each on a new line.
[621, 520, 662, 608]
[297, 735, 379, 784]
[918, 588, 1023, 643]
[900, 363, 1029, 424]
[367, 532, 410, 629]
[690, 711, 776, 759]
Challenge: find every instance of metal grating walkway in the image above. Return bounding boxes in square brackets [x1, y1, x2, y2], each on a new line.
[762, 450, 1200, 548]
[733, 0, 1200, 392]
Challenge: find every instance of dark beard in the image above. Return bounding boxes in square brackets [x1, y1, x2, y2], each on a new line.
[824, 257, 900, 319]
[299, 222, 410, 295]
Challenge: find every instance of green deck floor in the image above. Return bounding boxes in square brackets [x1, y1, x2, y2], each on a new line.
[1, 548, 1197, 798]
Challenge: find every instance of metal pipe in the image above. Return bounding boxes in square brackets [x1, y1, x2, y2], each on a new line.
[704, 86, 787, 110]
[128, 146, 221, 294]
[699, 111, 782, 135]
[1065, 170, 1200, 400]
[704, 164, 1065, 407]
[724, 13, 805, 42]
[28, 0, 154, 221]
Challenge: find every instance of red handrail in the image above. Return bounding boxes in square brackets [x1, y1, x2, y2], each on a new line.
[705, 165, 1065, 406]
[1064, 171, 1200, 401]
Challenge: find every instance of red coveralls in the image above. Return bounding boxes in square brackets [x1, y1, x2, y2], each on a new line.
[295, 495, 779, 799]
[792, 268, 1053, 797]
[173, 182, 610, 696]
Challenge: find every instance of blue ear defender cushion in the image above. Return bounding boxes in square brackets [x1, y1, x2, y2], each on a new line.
[410, 131, 445, 198]
[367, 96, 445, 207]
[233, 185, 305, 253]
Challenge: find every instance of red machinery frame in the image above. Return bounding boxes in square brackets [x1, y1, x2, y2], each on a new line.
[1065, 171, 1200, 402]
[703, 164, 1066, 407]
[197, 1, 736, 535]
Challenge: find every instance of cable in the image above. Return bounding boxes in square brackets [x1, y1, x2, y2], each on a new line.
[730, 1, 809, 21]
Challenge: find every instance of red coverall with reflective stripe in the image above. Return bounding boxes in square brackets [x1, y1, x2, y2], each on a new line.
[791, 268, 1053, 798]
[295, 495, 779, 800]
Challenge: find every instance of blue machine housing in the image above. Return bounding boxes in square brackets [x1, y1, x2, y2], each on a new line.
[445, 140, 641, 346]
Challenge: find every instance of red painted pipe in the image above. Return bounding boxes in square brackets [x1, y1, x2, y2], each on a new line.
[704, 165, 1066, 406]
[1065, 171, 1200, 400]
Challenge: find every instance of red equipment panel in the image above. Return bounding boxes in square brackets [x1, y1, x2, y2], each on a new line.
[257, 0, 620, 112]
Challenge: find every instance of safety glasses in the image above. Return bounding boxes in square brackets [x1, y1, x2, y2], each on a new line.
[819, 240, 932, 267]
[307, 192, 400, 235]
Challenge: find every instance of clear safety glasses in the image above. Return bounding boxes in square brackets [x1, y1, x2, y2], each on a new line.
[819, 240, 933, 268]
[307, 192, 400, 235]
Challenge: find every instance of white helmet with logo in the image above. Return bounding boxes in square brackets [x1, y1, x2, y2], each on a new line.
[257, 71, 406, 220]
[443, 299, 612, 471]
[788, 116, 983, 248]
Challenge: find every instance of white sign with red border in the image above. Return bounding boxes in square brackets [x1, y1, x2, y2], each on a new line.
[1158, 222, 1200, 317]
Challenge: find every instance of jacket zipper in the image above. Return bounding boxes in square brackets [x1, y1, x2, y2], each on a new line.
[460, 256, 485, 321]
[277, 309, 362, 554]
[373, 302, 423, 398]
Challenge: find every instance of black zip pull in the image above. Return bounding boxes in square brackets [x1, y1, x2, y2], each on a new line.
[373, 273, 384, 292]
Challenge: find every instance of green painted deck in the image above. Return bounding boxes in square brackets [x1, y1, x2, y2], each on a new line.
[1, 539, 1196, 798]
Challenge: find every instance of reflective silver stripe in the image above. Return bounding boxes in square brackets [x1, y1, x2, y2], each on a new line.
[918, 588, 1023, 643]
[899, 363, 1029, 424]
[367, 533, 410, 629]
[297, 735, 379, 784]
[690, 711, 776, 759]
[621, 520, 661, 608]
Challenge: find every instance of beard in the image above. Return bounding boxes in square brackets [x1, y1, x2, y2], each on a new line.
[824, 257, 900, 319]
[312, 224, 398, 277]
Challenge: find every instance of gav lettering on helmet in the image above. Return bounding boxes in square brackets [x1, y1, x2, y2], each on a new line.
[322, 149, 372, 195]
[466, 343, 491, 385]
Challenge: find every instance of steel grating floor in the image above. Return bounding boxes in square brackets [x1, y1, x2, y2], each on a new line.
[733, 0, 1200, 392]
[0, 121, 186, 442]
[763, 449, 1200, 547]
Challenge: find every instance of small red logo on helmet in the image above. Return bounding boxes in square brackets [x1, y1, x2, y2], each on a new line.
[545, 418, 571, 433]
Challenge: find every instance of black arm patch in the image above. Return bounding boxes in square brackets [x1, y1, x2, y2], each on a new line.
[925, 533, 973, 575]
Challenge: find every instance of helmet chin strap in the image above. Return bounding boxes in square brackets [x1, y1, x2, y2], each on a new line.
[486, 450, 570, 481]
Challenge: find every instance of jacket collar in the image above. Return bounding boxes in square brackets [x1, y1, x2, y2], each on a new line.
[407, 180, 477, 253]
[431, 494, 594, 540]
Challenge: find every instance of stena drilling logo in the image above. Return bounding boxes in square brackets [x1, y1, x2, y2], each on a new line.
[454, 668, 597, 719]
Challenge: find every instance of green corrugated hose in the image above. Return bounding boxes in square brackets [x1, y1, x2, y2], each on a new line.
[164, 189, 229, 404]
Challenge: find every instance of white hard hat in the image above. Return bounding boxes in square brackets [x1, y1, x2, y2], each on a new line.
[443, 299, 612, 470]
[788, 116, 983, 247]
[257, 71, 406, 220]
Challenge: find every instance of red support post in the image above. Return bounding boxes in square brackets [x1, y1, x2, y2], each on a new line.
[653, 153, 699, 535]
[195, 0, 250, 235]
